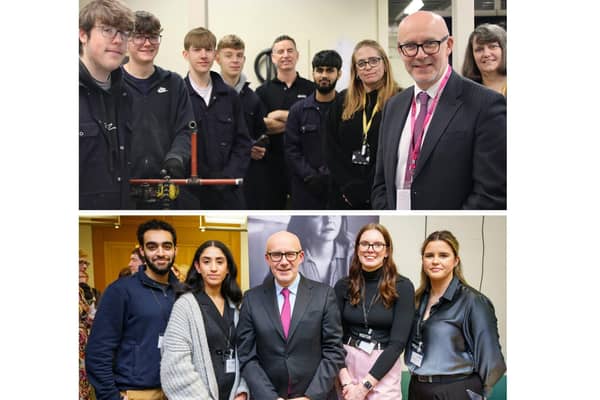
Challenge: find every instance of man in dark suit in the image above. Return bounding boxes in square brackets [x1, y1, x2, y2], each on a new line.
[372, 11, 506, 210]
[237, 231, 345, 400]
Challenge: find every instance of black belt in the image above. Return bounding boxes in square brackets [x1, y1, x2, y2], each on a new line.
[412, 373, 474, 384]
[344, 336, 387, 350]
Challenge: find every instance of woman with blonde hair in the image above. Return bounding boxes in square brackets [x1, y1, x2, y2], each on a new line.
[405, 231, 505, 399]
[334, 223, 414, 399]
[326, 40, 400, 209]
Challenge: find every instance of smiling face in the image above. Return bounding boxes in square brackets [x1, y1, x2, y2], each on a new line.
[79, 22, 128, 81]
[357, 229, 388, 271]
[397, 11, 453, 90]
[140, 229, 177, 277]
[472, 39, 503, 75]
[271, 39, 299, 73]
[127, 32, 160, 65]
[195, 246, 229, 291]
[422, 240, 459, 285]
[266, 231, 304, 287]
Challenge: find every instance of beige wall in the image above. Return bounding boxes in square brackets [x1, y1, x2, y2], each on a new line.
[381, 215, 507, 362]
[79, 0, 421, 89]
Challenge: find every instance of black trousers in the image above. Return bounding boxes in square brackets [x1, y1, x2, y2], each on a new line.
[408, 374, 484, 400]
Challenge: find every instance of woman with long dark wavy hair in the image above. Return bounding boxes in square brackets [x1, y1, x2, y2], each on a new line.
[334, 223, 414, 399]
[405, 231, 505, 400]
[161, 241, 248, 400]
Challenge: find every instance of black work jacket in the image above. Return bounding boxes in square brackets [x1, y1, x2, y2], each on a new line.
[123, 65, 193, 178]
[184, 71, 251, 180]
[79, 60, 132, 209]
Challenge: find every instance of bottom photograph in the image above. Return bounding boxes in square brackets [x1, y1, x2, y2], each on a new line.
[79, 214, 506, 400]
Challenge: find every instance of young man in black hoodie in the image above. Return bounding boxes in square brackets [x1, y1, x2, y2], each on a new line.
[122, 11, 195, 209]
[79, 0, 134, 209]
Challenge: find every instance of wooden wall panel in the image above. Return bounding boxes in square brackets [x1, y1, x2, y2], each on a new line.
[88, 216, 243, 292]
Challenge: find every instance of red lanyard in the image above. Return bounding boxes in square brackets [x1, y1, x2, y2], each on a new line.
[405, 66, 452, 183]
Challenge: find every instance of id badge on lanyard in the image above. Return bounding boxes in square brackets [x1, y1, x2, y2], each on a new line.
[224, 348, 236, 374]
[409, 340, 424, 367]
[358, 340, 376, 354]
[396, 189, 411, 209]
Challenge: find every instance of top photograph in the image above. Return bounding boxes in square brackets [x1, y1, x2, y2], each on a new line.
[79, 0, 506, 210]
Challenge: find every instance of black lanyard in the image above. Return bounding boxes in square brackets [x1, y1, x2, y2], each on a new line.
[360, 284, 380, 330]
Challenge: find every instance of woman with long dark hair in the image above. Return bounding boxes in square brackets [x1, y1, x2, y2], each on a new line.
[161, 241, 248, 400]
[405, 231, 505, 399]
[334, 223, 414, 399]
[461, 23, 507, 96]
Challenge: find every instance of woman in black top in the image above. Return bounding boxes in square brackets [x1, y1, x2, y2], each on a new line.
[161, 241, 248, 400]
[334, 223, 414, 399]
[326, 40, 399, 209]
[405, 231, 505, 400]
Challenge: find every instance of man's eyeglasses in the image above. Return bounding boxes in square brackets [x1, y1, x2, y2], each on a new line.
[355, 57, 382, 70]
[79, 259, 90, 267]
[131, 33, 162, 45]
[95, 25, 131, 41]
[358, 241, 387, 252]
[398, 35, 449, 57]
[267, 250, 302, 262]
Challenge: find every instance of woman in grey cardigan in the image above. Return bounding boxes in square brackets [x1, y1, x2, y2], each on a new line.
[161, 240, 249, 400]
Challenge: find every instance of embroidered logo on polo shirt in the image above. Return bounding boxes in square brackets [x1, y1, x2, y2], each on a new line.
[157, 87, 168, 94]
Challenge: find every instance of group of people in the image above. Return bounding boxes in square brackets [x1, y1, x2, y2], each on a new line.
[79, 0, 506, 210]
[82, 218, 505, 400]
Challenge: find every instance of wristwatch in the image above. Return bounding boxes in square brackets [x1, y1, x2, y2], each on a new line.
[362, 380, 373, 391]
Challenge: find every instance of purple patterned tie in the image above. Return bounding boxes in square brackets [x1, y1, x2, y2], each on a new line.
[404, 91, 430, 188]
[281, 287, 291, 338]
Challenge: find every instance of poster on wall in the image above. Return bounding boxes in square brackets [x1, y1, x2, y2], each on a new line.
[248, 215, 378, 288]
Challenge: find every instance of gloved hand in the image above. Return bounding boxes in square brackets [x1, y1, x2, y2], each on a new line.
[161, 158, 185, 179]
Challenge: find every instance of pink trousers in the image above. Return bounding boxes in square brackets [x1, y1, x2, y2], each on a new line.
[339, 344, 404, 400]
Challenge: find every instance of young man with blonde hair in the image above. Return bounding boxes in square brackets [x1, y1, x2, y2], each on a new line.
[181, 27, 252, 209]
[216, 34, 269, 209]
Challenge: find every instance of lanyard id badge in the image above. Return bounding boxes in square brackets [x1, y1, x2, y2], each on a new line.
[352, 142, 370, 165]
[396, 188, 411, 209]
[223, 349, 236, 374]
[409, 340, 423, 367]
[357, 328, 376, 354]
[358, 339, 376, 354]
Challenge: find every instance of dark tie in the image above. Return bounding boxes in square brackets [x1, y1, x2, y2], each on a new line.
[280, 287, 291, 338]
[404, 91, 430, 188]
